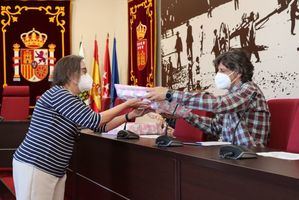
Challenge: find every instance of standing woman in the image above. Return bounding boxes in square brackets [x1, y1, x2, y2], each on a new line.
[13, 55, 147, 200]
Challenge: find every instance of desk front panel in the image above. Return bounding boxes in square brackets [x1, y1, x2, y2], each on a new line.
[67, 132, 299, 200]
[180, 158, 299, 200]
[73, 134, 178, 200]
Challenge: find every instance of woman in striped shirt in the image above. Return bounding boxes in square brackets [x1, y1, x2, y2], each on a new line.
[13, 55, 148, 200]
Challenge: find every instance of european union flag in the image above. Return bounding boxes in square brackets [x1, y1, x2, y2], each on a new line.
[110, 37, 119, 107]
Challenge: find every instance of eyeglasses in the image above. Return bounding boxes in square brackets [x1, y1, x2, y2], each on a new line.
[80, 67, 87, 75]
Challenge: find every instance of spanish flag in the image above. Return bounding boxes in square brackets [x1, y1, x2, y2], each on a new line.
[90, 39, 102, 112]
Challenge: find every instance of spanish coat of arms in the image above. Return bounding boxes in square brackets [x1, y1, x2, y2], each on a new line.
[12, 28, 56, 82]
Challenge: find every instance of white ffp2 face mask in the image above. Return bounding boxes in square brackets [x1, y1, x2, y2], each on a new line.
[214, 72, 234, 89]
[78, 74, 93, 92]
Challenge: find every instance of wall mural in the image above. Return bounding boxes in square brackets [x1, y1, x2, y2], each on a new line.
[161, 0, 299, 98]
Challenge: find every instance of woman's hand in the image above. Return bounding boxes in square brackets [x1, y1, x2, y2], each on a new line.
[124, 98, 149, 109]
[160, 112, 180, 119]
[127, 108, 154, 120]
[146, 87, 168, 101]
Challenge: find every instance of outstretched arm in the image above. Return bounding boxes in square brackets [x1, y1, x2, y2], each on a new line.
[103, 108, 152, 132]
[99, 99, 144, 125]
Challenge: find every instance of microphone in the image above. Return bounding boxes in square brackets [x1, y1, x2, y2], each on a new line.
[219, 92, 258, 159]
[155, 104, 183, 147]
[117, 114, 140, 139]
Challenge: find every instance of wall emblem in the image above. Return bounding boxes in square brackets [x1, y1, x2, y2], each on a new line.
[136, 21, 147, 71]
[12, 28, 56, 82]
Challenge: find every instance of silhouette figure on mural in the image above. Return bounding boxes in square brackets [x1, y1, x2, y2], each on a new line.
[211, 29, 220, 72]
[234, 0, 239, 10]
[290, 0, 299, 35]
[186, 20, 194, 61]
[175, 31, 183, 70]
[248, 12, 261, 63]
[232, 15, 250, 48]
[161, 17, 167, 39]
[165, 8, 170, 37]
[200, 25, 205, 56]
[161, 59, 169, 87]
[169, 3, 175, 36]
[278, 0, 290, 8]
[167, 56, 173, 89]
[219, 23, 230, 53]
[194, 80, 201, 91]
[187, 55, 193, 91]
[207, 0, 213, 18]
[194, 56, 200, 75]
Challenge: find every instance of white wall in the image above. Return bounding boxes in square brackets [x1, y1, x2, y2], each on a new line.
[71, 0, 129, 84]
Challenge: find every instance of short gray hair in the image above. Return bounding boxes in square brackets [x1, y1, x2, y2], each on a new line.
[52, 55, 83, 86]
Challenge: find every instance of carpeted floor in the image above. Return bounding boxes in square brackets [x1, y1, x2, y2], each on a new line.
[0, 182, 15, 200]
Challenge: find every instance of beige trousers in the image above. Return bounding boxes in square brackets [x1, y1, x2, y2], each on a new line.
[13, 159, 66, 200]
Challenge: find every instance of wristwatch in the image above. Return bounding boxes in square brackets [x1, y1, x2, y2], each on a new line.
[165, 89, 174, 102]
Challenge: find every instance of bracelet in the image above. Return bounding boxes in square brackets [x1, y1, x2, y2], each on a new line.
[125, 113, 131, 122]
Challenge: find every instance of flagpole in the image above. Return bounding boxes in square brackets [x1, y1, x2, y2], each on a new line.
[110, 36, 119, 107]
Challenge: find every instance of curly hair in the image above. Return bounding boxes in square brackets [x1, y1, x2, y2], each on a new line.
[213, 49, 254, 83]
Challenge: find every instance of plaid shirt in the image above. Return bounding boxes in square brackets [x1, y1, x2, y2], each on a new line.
[172, 81, 270, 146]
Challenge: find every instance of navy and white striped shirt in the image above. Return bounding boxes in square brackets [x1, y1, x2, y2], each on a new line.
[14, 85, 102, 177]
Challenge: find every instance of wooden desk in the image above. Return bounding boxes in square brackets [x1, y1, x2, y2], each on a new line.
[66, 130, 299, 200]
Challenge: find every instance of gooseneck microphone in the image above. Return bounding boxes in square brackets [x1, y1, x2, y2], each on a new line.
[155, 104, 183, 147]
[117, 113, 140, 139]
[163, 104, 178, 135]
[219, 92, 258, 159]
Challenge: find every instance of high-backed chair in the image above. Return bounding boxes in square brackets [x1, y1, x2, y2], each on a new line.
[173, 110, 212, 142]
[267, 99, 299, 151]
[286, 106, 299, 153]
[0, 86, 30, 121]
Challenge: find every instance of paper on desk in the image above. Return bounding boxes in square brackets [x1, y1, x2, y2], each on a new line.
[140, 135, 160, 139]
[256, 151, 299, 160]
[196, 141, 231, 146]
[104, 122, 164, 136]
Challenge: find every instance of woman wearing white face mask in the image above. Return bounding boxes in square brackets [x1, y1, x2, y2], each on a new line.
[146, 49, 270, 147]
[12, 55, 149, 200]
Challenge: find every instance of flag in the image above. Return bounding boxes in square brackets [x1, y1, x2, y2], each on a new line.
[102, 34, 111, 98]
[90, 39, 102, 112]
[78, 39, 90, 105]
[79, 39, 85, 58]
[110, 37, 120, 107]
